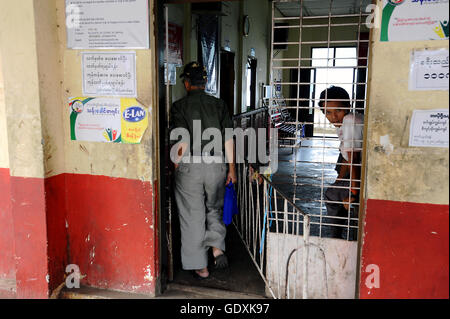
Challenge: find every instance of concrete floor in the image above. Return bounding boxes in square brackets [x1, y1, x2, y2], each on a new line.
[58, 282, 264, 299]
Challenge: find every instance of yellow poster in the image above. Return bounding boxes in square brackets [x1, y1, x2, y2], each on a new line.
[120, 98, 149, 144]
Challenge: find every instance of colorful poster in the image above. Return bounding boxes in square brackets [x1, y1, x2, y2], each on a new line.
[409, 49, 449, 90]
[380, 0, 449, 42]
[82, 52, 137, 98]
[65, 0, 149, 49]
[69, 97, 149, 144]
[409, 109, 449, 147]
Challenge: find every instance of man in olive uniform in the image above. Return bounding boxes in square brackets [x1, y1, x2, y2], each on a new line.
[170, 62, 236, 279]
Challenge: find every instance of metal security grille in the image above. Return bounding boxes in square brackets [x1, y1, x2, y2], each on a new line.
[269, 0, 371, 241]
[233, 0, 371, 299]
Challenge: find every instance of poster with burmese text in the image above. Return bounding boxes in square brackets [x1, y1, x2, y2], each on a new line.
[69, 97, 149, 144]
[380, 0, 449, 42]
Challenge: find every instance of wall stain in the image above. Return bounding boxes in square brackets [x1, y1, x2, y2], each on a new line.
[79, 144, 89, 155]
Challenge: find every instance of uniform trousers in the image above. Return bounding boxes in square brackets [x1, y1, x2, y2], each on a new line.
[174, 159, 227, 270]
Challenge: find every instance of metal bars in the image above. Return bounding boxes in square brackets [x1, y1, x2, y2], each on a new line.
[269, 0, 369, 242]
[233, 0, 371, 299]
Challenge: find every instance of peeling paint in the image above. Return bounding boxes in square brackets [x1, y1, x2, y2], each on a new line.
[89, 246, 96, 265]
[45, 274, 49, 283]
[380, 135, 394, 155]
[144, 265, 152, 282]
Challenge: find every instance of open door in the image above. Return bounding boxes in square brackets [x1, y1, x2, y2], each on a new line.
[220, 50, 235, 116]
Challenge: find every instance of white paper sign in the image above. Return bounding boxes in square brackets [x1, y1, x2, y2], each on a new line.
[409, 109, 449, 148]
[66, 0, 149, 49]
[410, 49, 449, 91]
[82, 52, 137, 97]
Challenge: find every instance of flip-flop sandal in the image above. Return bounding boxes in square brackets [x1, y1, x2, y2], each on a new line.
[192, 270, 209, 280]
[214, 254, 228, 269]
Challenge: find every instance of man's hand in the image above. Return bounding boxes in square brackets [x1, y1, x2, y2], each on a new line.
[226, 166, 237, 185]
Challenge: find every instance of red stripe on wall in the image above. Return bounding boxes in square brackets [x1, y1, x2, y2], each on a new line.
[64, 174, 156, 295]
[360, 199, 449, 299]
[1, 172, 157, 298]
[0, 168, 15, 280]
[45, 174, 68, 293]
[10, 176, 49, 299]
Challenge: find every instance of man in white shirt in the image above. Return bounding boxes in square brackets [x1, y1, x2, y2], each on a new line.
[319, 86, 364, 240]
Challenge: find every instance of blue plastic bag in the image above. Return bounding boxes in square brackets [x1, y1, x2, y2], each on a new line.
[223, 182, 239, 226]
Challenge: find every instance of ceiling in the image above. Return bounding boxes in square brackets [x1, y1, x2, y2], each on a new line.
[275, 0, 373, 17]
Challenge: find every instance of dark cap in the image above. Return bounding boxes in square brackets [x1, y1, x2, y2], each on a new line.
[180, 61, 208, 86]
[318, 86, 350, 107]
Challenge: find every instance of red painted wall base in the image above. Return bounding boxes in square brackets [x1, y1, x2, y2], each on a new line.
[360, 199, 449, 299]
[64, 173, 156, 295]
[10, 176, 49, 299]
[0, 171, 157, 298]
[0, 168, 15, 280]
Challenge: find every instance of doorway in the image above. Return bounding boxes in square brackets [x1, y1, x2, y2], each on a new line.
[220, 50, 235, 116]
[159, 0, 267, 298]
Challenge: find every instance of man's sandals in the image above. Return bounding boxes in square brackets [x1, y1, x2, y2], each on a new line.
[214, 253, 228, 269]
[192, 270, 210, 280]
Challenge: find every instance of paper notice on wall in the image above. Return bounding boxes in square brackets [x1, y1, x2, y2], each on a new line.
[65, 0, 149, 49]
[82, 52, 137, 97]
[409, 49, 449, 91]
[409, 109, 449, 147]
[69, 97, 149, 144]
[380, 0, 449, 42]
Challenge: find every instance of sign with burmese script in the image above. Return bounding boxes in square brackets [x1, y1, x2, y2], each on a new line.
[65, 0, 149, 49]
[81, 52, 137, 97]
[380, 0, 449, 42]
[69, 97, 149, 144]
[409, 49, 449, 91]
[409, 109, 449, 148]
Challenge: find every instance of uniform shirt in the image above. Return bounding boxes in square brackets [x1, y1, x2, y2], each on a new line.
[336, 112, 364, 162]
[170, 89, 233, 155]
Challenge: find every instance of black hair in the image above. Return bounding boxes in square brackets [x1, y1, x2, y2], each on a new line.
[318, 86, 351, 113]
[180, 61, 208, 87]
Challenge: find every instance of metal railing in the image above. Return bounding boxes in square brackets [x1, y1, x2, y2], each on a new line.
[233, 162, 328, 299]
[231, 109, 327, 299]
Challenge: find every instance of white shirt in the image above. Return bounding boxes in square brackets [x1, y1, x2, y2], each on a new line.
[336, 112, 364, 162]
